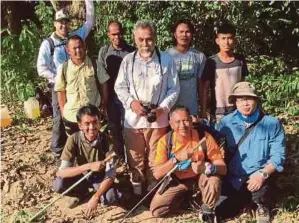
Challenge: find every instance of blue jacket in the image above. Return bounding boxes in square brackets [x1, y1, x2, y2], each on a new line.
[215, 110, 286, 190]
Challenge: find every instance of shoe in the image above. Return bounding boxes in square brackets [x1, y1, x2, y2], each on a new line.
[255, 204, 270, 223]
[200, 204, 215, 223]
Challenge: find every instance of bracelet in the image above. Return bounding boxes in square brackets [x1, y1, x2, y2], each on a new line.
[204, 162, 217, 176]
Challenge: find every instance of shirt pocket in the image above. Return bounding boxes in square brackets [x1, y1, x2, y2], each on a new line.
[249, 134, 268, 166]
[84, 69, 96, 91]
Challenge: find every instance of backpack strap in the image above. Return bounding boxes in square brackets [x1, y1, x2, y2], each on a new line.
[62, 61, 68, 84]
[91, 59, 101, 95]
[167, 130, 174, 158]
[46, 38, 55, 56]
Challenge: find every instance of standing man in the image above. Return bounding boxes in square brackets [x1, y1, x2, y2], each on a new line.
[37, 0, 95, 157]
[201, 23, 248, 123]
[114, 20, 180, 195]
[167, 20, 206, 119]
[98, 21, 135, 160]
[55, 35, 109, 136]
[215, 82, 286, 223]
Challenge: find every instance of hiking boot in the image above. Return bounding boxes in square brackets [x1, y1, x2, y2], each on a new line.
[255, 204, 270, 223]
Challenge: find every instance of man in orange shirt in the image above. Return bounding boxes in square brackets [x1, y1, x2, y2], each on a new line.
[150, 105, 226, 223]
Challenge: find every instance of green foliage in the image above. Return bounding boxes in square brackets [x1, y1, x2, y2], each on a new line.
[247, 56, 299, 118]
[1, 22, 41, 102]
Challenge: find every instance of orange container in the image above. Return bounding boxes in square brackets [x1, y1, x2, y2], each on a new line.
[0, 104, 12, 127]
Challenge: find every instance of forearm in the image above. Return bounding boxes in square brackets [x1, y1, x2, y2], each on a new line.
[93, 177, 114, 200]
[57, 91, 66, 116]
[261, 163, 276, 177]
[84, 0, 95, 30]
[56, 163, 91, 178]
[153, 159, 176, 180]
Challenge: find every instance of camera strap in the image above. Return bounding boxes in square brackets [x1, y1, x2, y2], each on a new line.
[131, 47, 163, 106]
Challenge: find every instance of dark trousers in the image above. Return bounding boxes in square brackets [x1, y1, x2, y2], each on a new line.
[63, 118, 80, 136]
[51, 86, 67, 154]
[216, 177, 272, 220]
[53, 174, 121, 205]
[107, 97, 125, 158]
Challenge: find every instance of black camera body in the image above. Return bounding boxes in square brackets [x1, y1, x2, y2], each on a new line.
[143, 103, 157, 123]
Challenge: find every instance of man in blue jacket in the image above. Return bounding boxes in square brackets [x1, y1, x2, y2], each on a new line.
[215, 82, 286, 223]
[37, 1, 95, 157]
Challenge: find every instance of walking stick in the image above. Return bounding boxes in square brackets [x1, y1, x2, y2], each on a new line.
[120, 136, 207, 223]
[120, 164, 178, 223]
[29, 152, 116, 222]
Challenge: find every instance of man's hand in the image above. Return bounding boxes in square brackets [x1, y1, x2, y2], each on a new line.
[175, 147, 194, 162]
[89, 161, 105, 172]
[130, 100, 146, 116]
[151, 107, 164, 118]
[84, 195, 99, 219]
[191, 160, 205, 175]
[99, 103, 107, 116]
[247, 173, 265, 192]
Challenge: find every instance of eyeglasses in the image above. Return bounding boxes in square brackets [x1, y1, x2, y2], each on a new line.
[235, 97, 255, 104]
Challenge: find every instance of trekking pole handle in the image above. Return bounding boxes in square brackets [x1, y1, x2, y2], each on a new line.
[29, 152, 117, 222]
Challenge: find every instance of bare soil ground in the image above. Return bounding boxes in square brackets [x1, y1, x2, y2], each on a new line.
[1, 117, 299, 223]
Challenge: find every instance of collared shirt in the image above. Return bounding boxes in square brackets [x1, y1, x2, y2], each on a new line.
[114, 50, 180, 129]
[37, 0, 94, 83]
[215, 110, 286, 190]
[98, 43, 135, 99]
[167, 47, 206, 115]
[60, 131, 116, 179]
[54, 56, 109, 122]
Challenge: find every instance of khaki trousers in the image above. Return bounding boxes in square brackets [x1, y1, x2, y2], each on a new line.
[124, 127, 168, 186]
[150, 174, 221, 217]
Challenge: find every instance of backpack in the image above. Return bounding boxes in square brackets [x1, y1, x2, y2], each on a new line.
[46, 37, 67, 56]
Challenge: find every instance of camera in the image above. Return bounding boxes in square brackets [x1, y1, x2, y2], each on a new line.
[142, 103, 157, 123]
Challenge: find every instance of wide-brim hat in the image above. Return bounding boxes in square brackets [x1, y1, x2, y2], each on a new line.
[55, 9, 70, 21]
[228, 81, 259, 104]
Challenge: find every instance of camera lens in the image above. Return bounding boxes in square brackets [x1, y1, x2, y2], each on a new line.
[147, 112, 157, 123]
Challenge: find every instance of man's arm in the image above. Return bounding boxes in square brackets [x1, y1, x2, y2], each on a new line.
[199, 80, 209, 119]
[56, 161, 105, 178]
[57, 91, 66, 117]
[37, 40, 56, 83]
[158, 55, 180, 113]
[73, 0, 95, 40]
[114, 55, 136, 110]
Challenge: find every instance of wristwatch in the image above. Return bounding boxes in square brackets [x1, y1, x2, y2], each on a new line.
[258, 170, 269, 179]
[171, 156, 179, 165]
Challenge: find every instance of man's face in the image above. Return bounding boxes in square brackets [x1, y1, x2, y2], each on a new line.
[134, 27, 156, 59]
[66, 39, 86, 61]
[78, 114, 100, 141]
[170, 110, 192, 138]
[174, 23, 192, 47]
[54, 19, 70, 37]
[235, 96, 258, 116]
[215, 33, 235, 53]
[107, 23, 123, 48]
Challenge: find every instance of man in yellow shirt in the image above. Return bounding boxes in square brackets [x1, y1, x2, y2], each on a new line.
[55, 35, 109, 135]
[150, 105, 227, 223]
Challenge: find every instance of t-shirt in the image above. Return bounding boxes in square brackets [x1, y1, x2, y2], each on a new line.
[167, 48, 206, 115]
[98, 43, 135, 100]
[201, 54, 248, 116]
[60, 131, 116, 179]
[155, 129, 223, 179]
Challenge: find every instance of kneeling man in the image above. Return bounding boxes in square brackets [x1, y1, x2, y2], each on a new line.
[150, 105, 226, 223]
[215, 82, 286, 223]
[53, 104, 120, 216]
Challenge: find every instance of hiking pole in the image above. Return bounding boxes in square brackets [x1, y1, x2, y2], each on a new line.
[120, 137, 207, 223]
[120, 164, 178, 223]
[29, 152, 116, 222]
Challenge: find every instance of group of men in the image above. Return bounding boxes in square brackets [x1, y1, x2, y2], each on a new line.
[37, 1, 286, 222]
